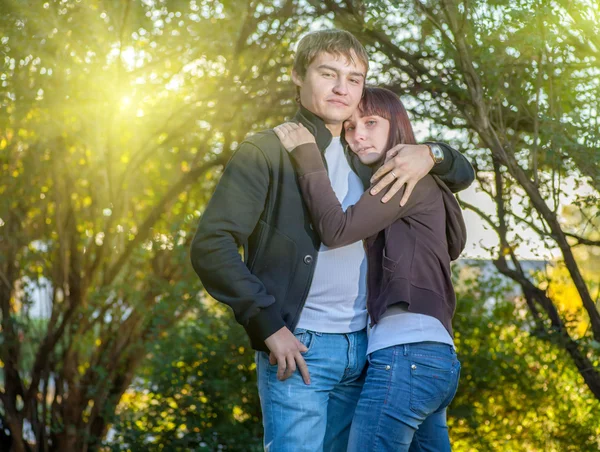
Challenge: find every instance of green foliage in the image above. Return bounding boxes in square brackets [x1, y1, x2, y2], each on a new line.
[108, 267, 600, 451]
[108, 301, 262, 452]
[0, 0, 309, 449]
[2, 0, 599, 449]
[450, 267, 600, 451]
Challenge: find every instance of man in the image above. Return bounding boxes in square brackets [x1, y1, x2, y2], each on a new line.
[191, 30, 474, 451]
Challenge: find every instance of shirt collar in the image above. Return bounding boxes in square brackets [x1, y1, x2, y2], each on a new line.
[292, 105, 333, 152]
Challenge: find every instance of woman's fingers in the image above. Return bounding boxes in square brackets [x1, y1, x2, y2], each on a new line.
[282, 122, 298, 133]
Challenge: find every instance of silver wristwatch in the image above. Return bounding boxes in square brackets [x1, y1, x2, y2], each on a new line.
[427, 143, 444, 165]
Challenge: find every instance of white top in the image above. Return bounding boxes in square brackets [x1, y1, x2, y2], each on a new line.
[296, 137, 369, 333]
[367, 304, 454, 355]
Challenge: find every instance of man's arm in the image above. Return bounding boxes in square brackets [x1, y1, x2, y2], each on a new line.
[370, 142, 475, 204]
[190, 140, 310, 383]
[190, 142, 285, 339]
[427, 142, 475, 193]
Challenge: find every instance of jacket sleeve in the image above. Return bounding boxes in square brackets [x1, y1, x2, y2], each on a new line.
[290, 143, 440, 248]
[190, 141, 285, 341]
[427, 142, 475, 193]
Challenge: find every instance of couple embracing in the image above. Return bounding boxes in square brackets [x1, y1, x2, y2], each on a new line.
[191, 29, 472, 452]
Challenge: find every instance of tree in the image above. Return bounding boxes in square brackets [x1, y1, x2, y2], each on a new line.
[106, 264, 600, 451]
[108, 300, 263, 452]
[312, 0, 600, 399]
[0, 0, 304, 449]
[450, 264, 600, 451]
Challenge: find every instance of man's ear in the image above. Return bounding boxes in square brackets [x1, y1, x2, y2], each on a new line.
[291, 70, 303, 88]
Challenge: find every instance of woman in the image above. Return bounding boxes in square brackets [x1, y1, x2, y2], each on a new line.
[274, 87, 466, 451]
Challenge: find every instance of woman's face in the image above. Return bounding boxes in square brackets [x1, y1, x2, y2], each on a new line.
[344, 111, 391, 165]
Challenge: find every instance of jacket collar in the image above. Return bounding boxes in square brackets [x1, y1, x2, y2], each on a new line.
[292, 105, 372, 188]
[292, 105, 333, 152]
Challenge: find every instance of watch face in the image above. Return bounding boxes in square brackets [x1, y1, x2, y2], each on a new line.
[431, 144, 444, 163]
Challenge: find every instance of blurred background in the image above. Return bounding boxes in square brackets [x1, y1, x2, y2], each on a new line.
[0, 0, 599, 450]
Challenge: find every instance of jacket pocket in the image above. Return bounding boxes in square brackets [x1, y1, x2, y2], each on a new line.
[248, 220, 298, 306]
[410, 238, 446, 296]
[382, 249, 397, 272]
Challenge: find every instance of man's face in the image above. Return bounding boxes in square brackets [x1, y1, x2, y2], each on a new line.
[292, 51, 366, 135]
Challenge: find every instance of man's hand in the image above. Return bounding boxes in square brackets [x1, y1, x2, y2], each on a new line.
[274, 122, 316, 152]
[264, 326, 311, 384]
[369, 144, 434, 206]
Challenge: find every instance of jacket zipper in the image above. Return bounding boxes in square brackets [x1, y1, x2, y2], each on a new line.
[290, 143, 328, 329]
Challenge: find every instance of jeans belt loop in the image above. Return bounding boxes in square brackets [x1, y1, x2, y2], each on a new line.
[403, 344, 409, 356]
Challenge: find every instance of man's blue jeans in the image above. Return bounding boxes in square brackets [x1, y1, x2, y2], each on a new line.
[347, 342, 461, 452]
[255, 328, 367, 452]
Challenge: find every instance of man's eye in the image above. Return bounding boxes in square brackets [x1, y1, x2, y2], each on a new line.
[322, 72, 334, 78]
[345, 126, 355, 132]
[350, 78, 361, 84]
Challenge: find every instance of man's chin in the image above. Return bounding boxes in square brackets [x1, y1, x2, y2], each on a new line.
[320, 107, 353, 123]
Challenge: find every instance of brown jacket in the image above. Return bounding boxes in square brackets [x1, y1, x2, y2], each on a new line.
[290, 143, 467, 336]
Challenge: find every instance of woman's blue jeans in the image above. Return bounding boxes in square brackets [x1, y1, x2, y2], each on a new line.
[347, 342, 461, 452]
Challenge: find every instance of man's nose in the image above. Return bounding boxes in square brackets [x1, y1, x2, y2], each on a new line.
[332, 78, 348, 96]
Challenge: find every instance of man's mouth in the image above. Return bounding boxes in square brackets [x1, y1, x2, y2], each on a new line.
[355, 146, 374, 153]
[327, 99, 349, 107]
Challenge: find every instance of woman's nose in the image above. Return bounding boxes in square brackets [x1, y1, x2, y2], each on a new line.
[354, 126, 366, 140]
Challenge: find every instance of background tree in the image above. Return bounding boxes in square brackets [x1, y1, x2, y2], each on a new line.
[310, 0, 600, 399]
[106, 265, 600, 451]
[2, 0, 599, 450]
[108, 300, 263, 451]
[0, 0, 305, 449]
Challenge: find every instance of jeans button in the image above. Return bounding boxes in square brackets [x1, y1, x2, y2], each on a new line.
[303, 255, 313, 265]
[411, 364, 417, 370]
[385, 365, 391, 371]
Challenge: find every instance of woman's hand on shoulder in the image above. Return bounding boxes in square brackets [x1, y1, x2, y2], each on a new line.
[274, 122, 316, 152]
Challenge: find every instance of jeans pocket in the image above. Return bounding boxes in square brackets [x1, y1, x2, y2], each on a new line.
[441, 360, 461, 409]
[409, 357, 454, 418]
[367, 348, 394, 371]
[294, 329, 315, 354]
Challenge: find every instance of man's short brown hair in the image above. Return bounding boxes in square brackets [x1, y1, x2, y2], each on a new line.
[293, 29, 369, 79]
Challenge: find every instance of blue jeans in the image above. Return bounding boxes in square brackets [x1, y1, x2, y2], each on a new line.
[255, 328, 368, 452]
[347, 342, 461, 452]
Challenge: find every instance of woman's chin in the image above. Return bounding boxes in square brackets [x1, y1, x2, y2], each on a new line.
[358, 152, 384, 166]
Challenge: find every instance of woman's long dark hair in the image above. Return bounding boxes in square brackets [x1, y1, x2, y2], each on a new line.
[358, 87, 417, 152]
